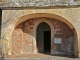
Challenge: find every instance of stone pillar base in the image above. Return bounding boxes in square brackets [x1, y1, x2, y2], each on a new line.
[78, 54, 80, 58]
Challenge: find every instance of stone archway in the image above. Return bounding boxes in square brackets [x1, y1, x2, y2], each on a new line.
[2, 13, 78, 57]
[11, 17, 76, 56]
[15, 14, 78, 56]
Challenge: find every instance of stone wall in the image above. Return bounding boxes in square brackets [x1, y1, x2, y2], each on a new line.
[1, 7, 80, 57]
[11, 17, 74, 55]
[12, 19, 35, 54]
[0, 0, 78, 7]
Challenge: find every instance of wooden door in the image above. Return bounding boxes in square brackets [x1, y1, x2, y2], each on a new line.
[37, 22, 51, 53]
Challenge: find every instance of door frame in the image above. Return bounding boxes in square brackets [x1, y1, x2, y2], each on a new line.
[37, 22, 51, 53]
[33, 18, 54, 54]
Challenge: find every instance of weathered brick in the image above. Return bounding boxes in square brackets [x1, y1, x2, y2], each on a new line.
[12, 18, 74, 55]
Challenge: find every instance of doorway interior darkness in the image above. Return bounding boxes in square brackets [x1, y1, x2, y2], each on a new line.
[37, 22, 51, 54]
[44, 31, 51, 53]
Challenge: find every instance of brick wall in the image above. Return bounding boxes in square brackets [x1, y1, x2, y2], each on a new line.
[12, 17, 74, 55]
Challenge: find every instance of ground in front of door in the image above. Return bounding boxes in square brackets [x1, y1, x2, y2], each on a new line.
[3, 53, 80, 60]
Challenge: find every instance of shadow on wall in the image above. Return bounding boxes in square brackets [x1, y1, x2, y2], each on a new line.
[11, 17, 75, 58]
[0, 9, 4, 60]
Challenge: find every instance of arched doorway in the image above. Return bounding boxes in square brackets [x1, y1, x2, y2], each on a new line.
[12, 17, 75, 56]
[36, 22, 51, 53]
[3, 13, 78, 57]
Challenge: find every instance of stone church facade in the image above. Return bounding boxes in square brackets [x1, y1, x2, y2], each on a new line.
[0, 0, 80, 58]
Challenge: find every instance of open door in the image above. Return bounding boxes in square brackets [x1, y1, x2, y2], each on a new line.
[37, 22, 51, 53]
[44, 31, 51, 53]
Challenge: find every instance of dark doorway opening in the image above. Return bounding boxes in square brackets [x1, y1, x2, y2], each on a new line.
[44, 31, 51, 53]
[37, 22, 51, 53]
